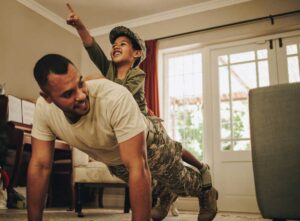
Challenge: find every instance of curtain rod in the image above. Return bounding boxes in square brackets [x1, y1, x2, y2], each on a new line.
[157, 9, 300, 41]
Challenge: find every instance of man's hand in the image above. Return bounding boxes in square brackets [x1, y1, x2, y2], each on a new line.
[66, 3, 85, 30]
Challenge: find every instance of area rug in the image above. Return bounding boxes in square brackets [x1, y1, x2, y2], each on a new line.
[0, 208, 276, 221]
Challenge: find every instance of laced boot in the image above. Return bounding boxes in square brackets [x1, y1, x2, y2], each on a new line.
[198, 187, 218, 221]
[151, 190, 178, 221]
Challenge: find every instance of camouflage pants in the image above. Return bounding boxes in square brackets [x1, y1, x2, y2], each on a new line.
[108, 116, 203, 197]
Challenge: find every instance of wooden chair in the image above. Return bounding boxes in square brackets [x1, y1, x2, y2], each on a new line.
[72, 147, 130, 217]
[47, 148, 73, 209]
[5, 123, 26, 208]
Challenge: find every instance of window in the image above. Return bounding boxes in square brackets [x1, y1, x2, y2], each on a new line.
[218, 49, 270, 151]
[162, 50, 203, 160]
[286, 44, 300, 82]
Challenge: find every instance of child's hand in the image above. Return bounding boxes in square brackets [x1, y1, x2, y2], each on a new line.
[66, 3, 85, 30]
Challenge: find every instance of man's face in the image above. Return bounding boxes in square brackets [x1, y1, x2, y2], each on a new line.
[42, 64, 90, 122]
[110, 36, 141, 67]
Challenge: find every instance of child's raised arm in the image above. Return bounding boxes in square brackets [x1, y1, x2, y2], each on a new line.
[66, 3, 93, 46]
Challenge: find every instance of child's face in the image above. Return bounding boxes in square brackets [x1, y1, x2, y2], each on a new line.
[110, 36, 141, 67]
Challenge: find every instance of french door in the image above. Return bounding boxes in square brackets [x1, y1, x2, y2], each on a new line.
[211, 31, 300, 212]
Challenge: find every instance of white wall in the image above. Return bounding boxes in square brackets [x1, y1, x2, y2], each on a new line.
[0, 0, 82, 100]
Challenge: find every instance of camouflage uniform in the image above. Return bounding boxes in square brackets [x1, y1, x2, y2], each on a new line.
[109, 116, 203, 198]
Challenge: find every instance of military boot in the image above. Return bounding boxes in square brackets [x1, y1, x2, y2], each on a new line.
[151, 190, 177, 221]
[198, 187, 218, 221]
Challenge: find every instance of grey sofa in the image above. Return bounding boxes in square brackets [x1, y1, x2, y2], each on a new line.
[249, 82, 300, 221]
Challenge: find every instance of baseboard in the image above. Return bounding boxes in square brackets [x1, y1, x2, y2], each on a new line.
[102, 193, 199, 212]
[176, 197, 198, 211]
[102, 193, 125, 208]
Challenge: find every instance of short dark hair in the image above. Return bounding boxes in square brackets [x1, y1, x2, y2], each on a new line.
[33, 54, 74, 88]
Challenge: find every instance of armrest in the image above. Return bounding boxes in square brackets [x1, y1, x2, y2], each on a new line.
[72, 147, 89, 167]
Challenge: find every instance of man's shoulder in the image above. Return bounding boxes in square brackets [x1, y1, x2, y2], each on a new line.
[87, 78, 129, 94]
[36, 96, 48, 107]
[35, 97, 60, 114]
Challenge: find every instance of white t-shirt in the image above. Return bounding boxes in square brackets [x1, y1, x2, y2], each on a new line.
[31, 79, 146, 166]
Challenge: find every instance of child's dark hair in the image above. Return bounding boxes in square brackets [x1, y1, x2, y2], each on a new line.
[34, 54, 74, 89]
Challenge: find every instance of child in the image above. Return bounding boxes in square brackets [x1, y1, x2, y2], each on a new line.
[66, 4, 212, 220]
[66, 3, 147, 116]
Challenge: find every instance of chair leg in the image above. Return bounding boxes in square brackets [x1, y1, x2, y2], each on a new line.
[124, 186, 130, 213]
[98, 187, 104, 208]
[75, 183, 84, 217]
[67, 168, 74, 211]
[67, 181, 75, 211]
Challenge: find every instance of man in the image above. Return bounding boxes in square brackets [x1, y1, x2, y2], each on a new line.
[27, 54, 218, 221]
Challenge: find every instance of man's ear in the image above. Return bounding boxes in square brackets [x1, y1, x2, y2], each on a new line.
[40, 91, 52, 104]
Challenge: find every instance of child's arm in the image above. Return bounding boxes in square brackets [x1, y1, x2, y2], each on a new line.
[66, 3, 93, 46]
[123, 71, 148, 115]
[125, 71, 146, 96]
[66, 3, 110, 75]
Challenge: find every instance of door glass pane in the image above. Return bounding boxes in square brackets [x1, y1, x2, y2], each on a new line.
[166, 52, 203, 160]
[258, 60, 270, 87]
[285, 43, 300, 83]
[220, 102, 231, 139]
[233, 140, 251, 151]
[288, 56, 300, 83]
[232, 100, 250, 139]
[230, 51, 255, 63]
[219, 66, 229, 96]
[218, 55, 228, 65]
[218, 47, 270, 151]
[286, 44, 298, 55]
[257, 49, 267, 59]
[287, 56, 300, 83]
[231, 63, 257, 90]
[221, 141, 231, 151]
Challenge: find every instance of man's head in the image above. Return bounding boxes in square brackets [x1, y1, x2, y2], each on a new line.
[34, 54, 90, 122]
[109, 26, 146, 68]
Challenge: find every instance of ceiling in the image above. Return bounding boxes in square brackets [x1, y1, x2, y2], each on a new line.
[17, 0, 251, 36]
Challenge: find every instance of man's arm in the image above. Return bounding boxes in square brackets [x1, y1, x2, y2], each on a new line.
[27, 137, 55, 221]
[119, 131, 151, 221]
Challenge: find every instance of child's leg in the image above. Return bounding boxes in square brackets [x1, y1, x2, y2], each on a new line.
[181, 148, 204, 171]
[181, 148, 211, 188]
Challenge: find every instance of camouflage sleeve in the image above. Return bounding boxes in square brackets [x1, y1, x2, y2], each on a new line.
[124, 71, 145, 96]
[84, 38, 110, 76]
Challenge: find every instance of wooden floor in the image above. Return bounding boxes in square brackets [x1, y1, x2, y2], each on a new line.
[0, 208, 277, 221]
